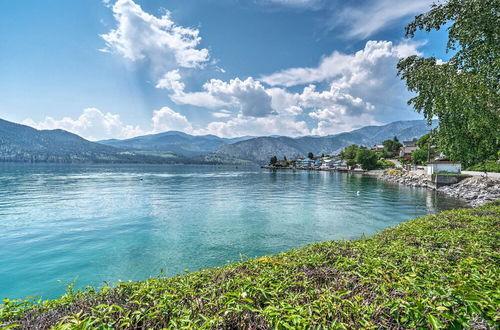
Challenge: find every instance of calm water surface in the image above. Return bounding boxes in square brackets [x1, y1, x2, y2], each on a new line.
[0, 164, 464, 299]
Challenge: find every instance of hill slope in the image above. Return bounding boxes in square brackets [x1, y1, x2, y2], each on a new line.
[0, 119, 181, 163]
[99, 131, 254, 157]
[211, 120, 436, 163]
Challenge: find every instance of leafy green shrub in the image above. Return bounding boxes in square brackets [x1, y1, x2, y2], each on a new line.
[377, 159, 395, 169]
[467, 160, 500, 173]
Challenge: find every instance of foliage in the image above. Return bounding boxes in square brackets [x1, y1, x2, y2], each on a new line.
[340, 145, 359, 161]
[355, 148, 379, 170]
[386, 169, 404, 176]
[269, 156, 278, 165]
[412, 148, 429, 165]
[307, 152, 314, 159]
[467, 160, 500, 173]
[397, 0, 500, 167]
[382, 137, 403, 158]
[2, 202, 499, 329]
[377, 159, 395, 169]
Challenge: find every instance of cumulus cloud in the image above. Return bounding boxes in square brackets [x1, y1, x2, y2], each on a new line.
[23, 108, 144, 141]
[155, 70, 186, 94]
[151, 106, 193, 133]
[261, 40, 422, 87]
[311, 113, 381, 136]
[259, 40, 425, 134]
[197, 114, 309, 138]
[168, 77, 276, 118]
[101, 0, 209, 71]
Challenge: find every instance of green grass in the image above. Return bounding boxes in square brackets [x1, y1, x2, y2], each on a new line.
[2, 202, 499, 329]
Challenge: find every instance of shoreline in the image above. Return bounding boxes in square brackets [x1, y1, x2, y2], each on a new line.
[2, 202, 498, 328]
[262, 166, 500, 207]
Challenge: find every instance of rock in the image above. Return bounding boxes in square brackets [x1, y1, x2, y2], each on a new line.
[378, 171, 500, 207]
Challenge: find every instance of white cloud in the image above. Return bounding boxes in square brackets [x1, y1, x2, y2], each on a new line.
[23, 106, 198, 139]
[259, 40, 425, 134]
[168, 77, 276, 118]
[197, 114, 309, 138]
[311, 113, 381, 136]
[101, 0, 209, 71]
[331, 0, 435, 39]
[23, 108, 144, 141]
[261, 40, 422, 87]
[155, 69, 186, 94]
[151, 106, 193, 133]
[212, 110, 232, 118]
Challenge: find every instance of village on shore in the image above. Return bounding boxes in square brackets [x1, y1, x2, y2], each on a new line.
[262, 135, 500, 207]
[262, 135, 463, 175]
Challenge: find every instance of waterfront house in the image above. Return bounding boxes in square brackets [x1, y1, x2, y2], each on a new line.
[296, 158, 313, 168]
[320, 159, 334, 169]
[399, 138, 419, 160]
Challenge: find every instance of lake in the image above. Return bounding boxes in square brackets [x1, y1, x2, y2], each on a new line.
[0, 164, 464, 299]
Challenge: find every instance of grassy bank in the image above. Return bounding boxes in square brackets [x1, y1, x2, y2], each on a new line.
[2, 202, 499, 329]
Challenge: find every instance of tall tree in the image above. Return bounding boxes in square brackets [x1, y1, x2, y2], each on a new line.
[355, 149, 379, 170]
[397, 0, 499, 167]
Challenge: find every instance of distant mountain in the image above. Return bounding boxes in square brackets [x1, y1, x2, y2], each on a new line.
[0, 119, 183, 163]
[208, 120, 436, 164]
[98, 131, 254, 157]
[0, 118, 436, 164]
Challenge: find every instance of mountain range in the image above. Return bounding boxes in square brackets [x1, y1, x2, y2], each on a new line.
[208, 120, 436, 163]
[0, 119, 182, 163]
[99, 131, 254, 157]
[0, 118, 435, 164]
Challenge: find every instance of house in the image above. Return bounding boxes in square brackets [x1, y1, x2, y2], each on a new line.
[402, 138, 418, 148]
[295, 158, 313, 168]
[371, 145, 384, 152]
[320, 159, 334, 169]
[427, 161, 462, 175]
[399, 138, 419, 160]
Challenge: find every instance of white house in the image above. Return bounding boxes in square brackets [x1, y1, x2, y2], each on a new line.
[320, 159, 334, 169]
[427, 161, 462, 175]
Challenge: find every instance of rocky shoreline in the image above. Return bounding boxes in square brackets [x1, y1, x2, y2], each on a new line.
[378, 171, 500, 207]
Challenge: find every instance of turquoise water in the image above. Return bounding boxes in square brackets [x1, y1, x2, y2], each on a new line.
[0, 164, 464, 299]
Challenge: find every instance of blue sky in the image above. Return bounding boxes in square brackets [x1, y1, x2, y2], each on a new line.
[0, 0, 449, 140]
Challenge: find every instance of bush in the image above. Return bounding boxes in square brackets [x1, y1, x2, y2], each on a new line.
[467, 160, 500, 172]
[377, 159, 395, 169]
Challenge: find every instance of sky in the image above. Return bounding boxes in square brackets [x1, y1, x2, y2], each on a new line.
[0, 0, 450, 140]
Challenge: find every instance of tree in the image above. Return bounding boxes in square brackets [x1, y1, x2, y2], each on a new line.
[397, 0, 500, 167]
[283, 156, 287, 162]
[340, 145, 359, 161]
[270, 156, 278, 165]
[382, 138, 403, 157]
[307, 152, 314, 159]
[355, 149, 379, 170]
[412, 148, 429, 165]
